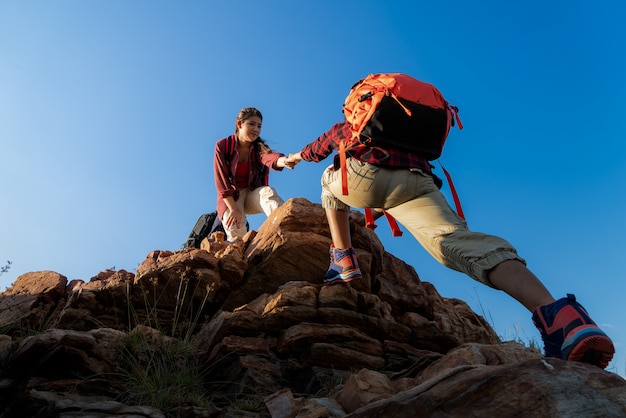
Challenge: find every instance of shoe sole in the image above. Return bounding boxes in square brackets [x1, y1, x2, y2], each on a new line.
[323, 271, 362, 285]
[562, 326, 615, 369]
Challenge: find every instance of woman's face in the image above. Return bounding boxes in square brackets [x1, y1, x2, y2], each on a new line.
[237, 116, 262, 143]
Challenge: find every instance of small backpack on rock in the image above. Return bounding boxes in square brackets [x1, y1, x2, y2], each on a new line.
[182, 211, 224, 249]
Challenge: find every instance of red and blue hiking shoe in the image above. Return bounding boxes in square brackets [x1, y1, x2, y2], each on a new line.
[323, 245, 362, 285]
[532, 294, 614, 368]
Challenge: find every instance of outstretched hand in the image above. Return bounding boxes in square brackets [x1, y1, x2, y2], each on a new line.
[284, 152, 302, 168]
[278, 155, 295, 169]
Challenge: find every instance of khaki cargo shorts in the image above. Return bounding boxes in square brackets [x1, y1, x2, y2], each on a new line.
[320, 158, 525, 286]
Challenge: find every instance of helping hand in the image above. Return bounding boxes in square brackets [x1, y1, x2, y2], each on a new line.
[279, 155, 296, 169]
[284, 152, 302, 168]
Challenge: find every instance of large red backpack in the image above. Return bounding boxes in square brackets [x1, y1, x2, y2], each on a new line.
[340, 73, 464, 235]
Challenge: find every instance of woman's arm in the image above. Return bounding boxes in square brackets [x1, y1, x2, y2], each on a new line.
[259, 151, 290, 170]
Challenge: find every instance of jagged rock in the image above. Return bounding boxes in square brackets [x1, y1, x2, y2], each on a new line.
[415, 341, 542, 384]
[0, 334, 13, 369]
[0, 198, 624, 417]
[336, 369, 394, 413]
[134, 248, 245, 327]
[345, 358, 626, 418]
[51, 269, 136, 330]
[26, 390, 167, 418]
[0, 271, 68, 335]
[265, 389, 346, 418]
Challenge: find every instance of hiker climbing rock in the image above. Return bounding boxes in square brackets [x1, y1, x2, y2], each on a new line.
[285, 73, 615, 369]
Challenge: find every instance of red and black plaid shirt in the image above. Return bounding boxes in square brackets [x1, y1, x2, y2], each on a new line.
[299, 121, 434, 174]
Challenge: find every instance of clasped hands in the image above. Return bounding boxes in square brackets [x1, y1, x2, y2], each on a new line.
[279, 152, 303, 169]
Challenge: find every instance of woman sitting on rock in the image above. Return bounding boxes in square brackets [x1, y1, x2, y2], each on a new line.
[213, 107, 295, 242]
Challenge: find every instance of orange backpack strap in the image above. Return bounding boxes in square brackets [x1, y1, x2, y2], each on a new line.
[340, 140, 349, 195]
[364, 208, 377, 230]
[364, 163, 464, 236]
[449, 105, 463, 129]
[383, 211, 403, 237]
[364, 208, 403, 237]
[439, 161, 466, 221]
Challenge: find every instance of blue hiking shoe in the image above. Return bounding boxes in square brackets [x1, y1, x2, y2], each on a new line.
[532, 294, 614, 369]
[323, 245, 362, 285]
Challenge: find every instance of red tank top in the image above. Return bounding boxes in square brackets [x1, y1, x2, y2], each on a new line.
[234, 160, 250, 188]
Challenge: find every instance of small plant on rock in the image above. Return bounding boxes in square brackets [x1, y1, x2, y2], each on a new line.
[115, 274, 214, 414]
[116, 327, 211, 412]
[0, 260, 12, 278]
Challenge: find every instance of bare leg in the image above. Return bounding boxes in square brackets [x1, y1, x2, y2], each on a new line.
[323, 207, 362, 284]
[488, 260, 555, 311]
[325, 208, 352, 249]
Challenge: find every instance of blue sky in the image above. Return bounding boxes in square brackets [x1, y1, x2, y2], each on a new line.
[1, 1, 625, 376]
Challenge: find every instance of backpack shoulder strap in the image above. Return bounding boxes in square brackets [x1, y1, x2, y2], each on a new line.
[224, 135, 237, 161]
[438, 161, 466, 221]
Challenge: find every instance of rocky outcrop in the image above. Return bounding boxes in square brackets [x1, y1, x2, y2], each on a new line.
[0, 198, 624, 417]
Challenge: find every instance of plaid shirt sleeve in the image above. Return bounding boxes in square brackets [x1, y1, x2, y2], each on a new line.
[299, 122, 349, 162]
[299, 121, 433, 174]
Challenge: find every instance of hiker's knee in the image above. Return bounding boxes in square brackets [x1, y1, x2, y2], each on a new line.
[255, 186, 283, 216]
[321, 191, 350, 211]
[435, 232, 525, 286]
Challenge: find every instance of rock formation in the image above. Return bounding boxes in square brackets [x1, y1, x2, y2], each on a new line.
[0, 198, 624, 417]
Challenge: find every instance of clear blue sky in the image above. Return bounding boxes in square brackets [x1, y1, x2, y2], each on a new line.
[1, 1, 625, 376]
